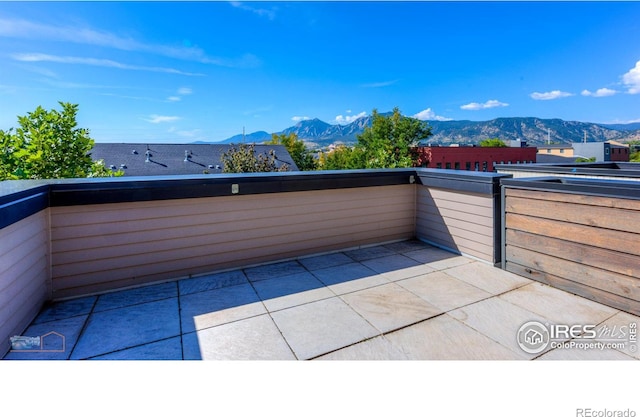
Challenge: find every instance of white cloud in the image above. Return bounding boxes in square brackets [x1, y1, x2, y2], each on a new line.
[291, 116, 311, 122]
[622, 60, 640, 94]
[230, 1, 276, 20]
[581, 88, 617, 97]
[144, 114, 181, 124]
[529, 90, 573, 100]
[460, 100, 509, 110]
[166, 87, 193, 102]
[361, 80, 398, 88]
[11, 53, 204, 76]
[412, 108, 452, 121]
[0, 17, 260, 68]
[335, 111, 367, 124]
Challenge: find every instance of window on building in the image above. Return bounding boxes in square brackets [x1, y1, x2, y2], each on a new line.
[547, 149, 551, 153]
[436, 162, 442, 169]
[474, 162, 479, 171]
[560, 149, 564, 153]
[482, 161, 487, 172]
[445, 162, 451, 169]
[454, 162, 460, 170]
[465, 162, 471, 170]
[605, 148, 610, 155]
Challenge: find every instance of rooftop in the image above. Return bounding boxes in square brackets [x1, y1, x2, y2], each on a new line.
[90, 143, 299, 176]
[4, 239, 637, 360]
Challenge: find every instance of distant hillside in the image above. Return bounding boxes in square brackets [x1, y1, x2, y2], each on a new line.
[203, 116, 640, 148]
[207, 130, 272, 144]
[599, 122, 640, 131]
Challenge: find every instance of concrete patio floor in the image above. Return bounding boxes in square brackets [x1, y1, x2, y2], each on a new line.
[4, 240, 639, 360]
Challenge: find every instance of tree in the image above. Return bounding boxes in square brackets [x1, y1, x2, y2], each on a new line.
[356, 107, 432, 168]
[478, 138, 507, 147]
[318, 145, 364, 170]
[221, 143, 290, 173]
[575, 156, 597, 163]
[267, 132, 317, 171]
[0, 102, 121, 180]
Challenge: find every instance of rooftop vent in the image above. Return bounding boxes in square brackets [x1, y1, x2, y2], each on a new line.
[145, 150, 151, 163]
[184, 150, 192, 162]
[120, 164, 127, 169]
[109, 165, 116, 170]
[132, 150, 138, 155]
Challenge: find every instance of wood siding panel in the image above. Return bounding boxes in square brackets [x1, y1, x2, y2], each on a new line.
[506, 195, 640, 234]
[506, 213, 640, 256]
[0, 210, 50, 357]
[415, 187, 495, 262]
[504, 187, 640, 315]
[507, 245, 640, 300]
[505, 263, 640, 316]
[50, 185, 415, 298]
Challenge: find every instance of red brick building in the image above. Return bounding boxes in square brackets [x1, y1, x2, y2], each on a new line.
[414, 146, 538, 172]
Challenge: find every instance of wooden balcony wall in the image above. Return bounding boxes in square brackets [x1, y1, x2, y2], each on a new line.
[416, 187, 496, 263]
[50, 185, 415, 299]
[0, 210, 51, 357]
[503, 180, 640, 315]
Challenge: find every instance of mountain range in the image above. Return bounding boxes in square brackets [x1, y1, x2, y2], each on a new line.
[206, 116, 640, 148]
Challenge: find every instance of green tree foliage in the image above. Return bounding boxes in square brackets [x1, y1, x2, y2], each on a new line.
[319, 107, 432, 170]
[0, 102, 121, 180]
[356, 107, 432, 168]
[221, 143, 290, 173]
[267, 132, 317, 171]
[319, 145, 364, 170]
[478, 138, 507, 147]
[575, 156, 597, 163]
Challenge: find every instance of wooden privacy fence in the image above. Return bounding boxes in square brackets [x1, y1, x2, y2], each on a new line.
[502, 177, 640, 316]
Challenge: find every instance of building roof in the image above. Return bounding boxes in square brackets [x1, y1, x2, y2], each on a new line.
[537, 144, 573, 150]
[90, 143, 298, 176]
[535, 154, 581, 164]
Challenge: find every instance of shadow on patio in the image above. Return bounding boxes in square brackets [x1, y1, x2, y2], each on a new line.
[4, 239, 637, 361]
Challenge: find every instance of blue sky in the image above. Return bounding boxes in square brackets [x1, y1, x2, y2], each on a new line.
[1, 1, 640, 143]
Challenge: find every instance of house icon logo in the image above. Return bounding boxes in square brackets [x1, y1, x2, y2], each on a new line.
[517, 321, 550, 354]
[9, 331, 65, 353]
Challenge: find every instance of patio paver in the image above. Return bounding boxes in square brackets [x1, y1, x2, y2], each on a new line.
[443, 261, 531, 295]
[397, 271, 492, 312]
[178, 270, 249, 296]
[93, 281, 177, 312]
[252, 271, 334, 312]
[499, 282, 618, 324]
[70, 297, 180, 359]
[270, 297, 379, 359]
[93, 336, 183, 360]
[32, 296, 96, 324]
[311, 262, 387, 295]
[448, 297, 554, 359]
[384, 314, 524, 360]
[182, 314, 295, 360]
[179, 283, 266, 333]
[4, 240, 638, 361]
[340, 283, 441, 333]
[316, 335, 410, 360]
